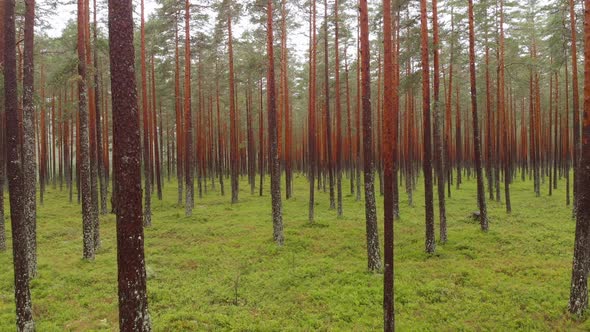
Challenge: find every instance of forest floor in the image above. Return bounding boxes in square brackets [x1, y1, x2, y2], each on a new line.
[0, 174, 586, 331]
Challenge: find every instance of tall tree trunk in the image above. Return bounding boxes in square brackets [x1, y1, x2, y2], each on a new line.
[360, 0, 382, 271]
[447, 7, 455, 199]
[258, 79, 264, 197]
[4, 1, 35, 329]
[569, 0, 580, 215]
[174, 14, 183, 206]
[151, 55, 162, 200]
[23, 0, 37, 278]
[94, 0, 107, 215]
[85, 0, 100, 251]
[267, 0, 284, 245]
[184, 0, 194, 216]
[107, 0, 151, 328]
[0, 104, 5, 253]
[468, 0, 489, 230]
[308, 0, 317, 222]
[0, 2, 5, 252]
[499, 0, 511, 212]
[140, 0, 152, 226]
[217, 71, 225, 196]
[281, 0, 292, 200]
[419, 0, 435, 253]
[323, 0, 335, 210]
[568, 0, 590, 315]
[432, 0, 447, 243]
[78, 0, 95, 260]
[382, 0, 395, 328]
[335, 0, 343, 216]
[228, 10, 239, 204]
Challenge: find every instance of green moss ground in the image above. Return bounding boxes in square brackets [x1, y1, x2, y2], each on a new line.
[0, 175, 587, 331]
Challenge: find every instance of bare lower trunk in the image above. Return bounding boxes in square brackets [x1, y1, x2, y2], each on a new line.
[107, 1, 151, 328]
[4, 1, 35, 328]
[267, 0, 284, 245]
[360, 0, 381, 271]
[468, 0, 488, 231]
[23, 0, 38, 277]
[78, 0, 95, 260]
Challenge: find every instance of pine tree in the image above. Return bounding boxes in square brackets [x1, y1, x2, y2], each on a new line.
[23, 0, 38, 278]
[4, 0, 35, 328]
[78, 0, 95, 260]
[468, 0, 488, 231]
[360, 0, 382, 271]
[267, 0, 284, 245]
[107, 0, 151, 328]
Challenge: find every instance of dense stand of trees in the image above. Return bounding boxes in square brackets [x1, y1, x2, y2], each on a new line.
[1, 0, 590, 329]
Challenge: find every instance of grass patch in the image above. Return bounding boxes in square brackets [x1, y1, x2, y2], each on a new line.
[0, 175, 586, 330]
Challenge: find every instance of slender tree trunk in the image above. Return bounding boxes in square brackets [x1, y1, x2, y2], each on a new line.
[281, 0, 292, 200]
[419, 0, 435, 253]
[246, 89, 255, 195]
[184, 0, 194, 216]
[107, 0, 151, 328]
[499, 0, 511, 212]
[382, 0, 395, 328]
[308, 0, 317, 222]
[228, 11, 239, 204]
[447, 7, 455, 199]
[140, 0, 152, 226]
[78, 0, 95, 260]
[216, 72, 225, 196]
[432, 0, 447, 243]
[85, 0, 100, 252]
[468, 0, 488, 230]
[174, 14, 183, 206]
[94, 0, 107, 215]
[360, 0, 382, 271]
[335, 0, 343, 216]
[356, 18, 361, 202]
[258, 79, 264, 197]
[267, 0, 284, 245]
[151, 55, 162, 201]
[23, 0, 37, 278]
[323, 0, 335, 210]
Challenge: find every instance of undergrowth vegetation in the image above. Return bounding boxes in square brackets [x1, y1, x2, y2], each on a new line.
[0, 175, 585, 330]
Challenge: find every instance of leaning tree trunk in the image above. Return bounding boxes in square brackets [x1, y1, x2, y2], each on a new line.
[4, 0, 35, 328]
[267, 0, 285, 246]
[107, 0, 151, 329]
[360, 0, 382, 272]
